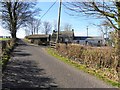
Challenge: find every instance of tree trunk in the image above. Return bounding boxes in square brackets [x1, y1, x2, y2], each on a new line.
[115, 29, 120, 85]
[115, 2, 120, 85]
[45, 31, 47, 35]
[11, 31, 16, 39]
[34, 27, 35, 34]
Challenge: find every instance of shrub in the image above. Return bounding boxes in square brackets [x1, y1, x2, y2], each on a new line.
[2, 41, 7, 52]
[56, 44, 116, 69]
[55, 43, 118, 82]
[1, 39, 15, 71]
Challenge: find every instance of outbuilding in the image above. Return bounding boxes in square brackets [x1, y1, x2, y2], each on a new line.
[25, 34, 51, 45]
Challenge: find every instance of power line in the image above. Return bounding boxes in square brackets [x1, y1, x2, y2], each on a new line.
[40, 0, 58, 20]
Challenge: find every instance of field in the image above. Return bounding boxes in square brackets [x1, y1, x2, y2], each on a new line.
[0, 38, 10, 41]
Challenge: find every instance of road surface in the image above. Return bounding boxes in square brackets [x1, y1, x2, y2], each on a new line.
[2, 40, 117, 89]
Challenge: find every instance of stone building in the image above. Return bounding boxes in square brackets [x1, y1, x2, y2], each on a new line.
[51, 30, 74, 43]
[25, 34, 51, 45]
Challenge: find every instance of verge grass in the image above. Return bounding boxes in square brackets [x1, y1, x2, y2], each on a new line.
[46, 47, 120, 88]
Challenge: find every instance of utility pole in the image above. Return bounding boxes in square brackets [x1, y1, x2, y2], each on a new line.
[87, 26, 88, 37]
[56, 0, 62, 43]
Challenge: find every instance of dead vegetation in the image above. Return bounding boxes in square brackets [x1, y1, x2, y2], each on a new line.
[56, 43, 119, 82]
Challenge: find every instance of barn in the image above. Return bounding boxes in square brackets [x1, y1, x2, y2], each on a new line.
[25, 34, 51, 45]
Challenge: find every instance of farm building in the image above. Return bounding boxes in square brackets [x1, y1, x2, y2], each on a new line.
[25, 34, 51, 45]
[73, 36, 105, 46]
[51, 29, 74, 43]
[25, 29, 105, 46]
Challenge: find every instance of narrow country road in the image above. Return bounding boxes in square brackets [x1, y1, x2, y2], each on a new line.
[2, 39, 117, 89]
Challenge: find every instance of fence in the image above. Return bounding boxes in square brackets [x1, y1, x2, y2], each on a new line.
[50, 41, 56, 48]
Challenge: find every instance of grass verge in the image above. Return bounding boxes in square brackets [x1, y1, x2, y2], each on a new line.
[46, 47, 120, 88]
[1, 40, 16, 71]
[1, 54, 10, 71]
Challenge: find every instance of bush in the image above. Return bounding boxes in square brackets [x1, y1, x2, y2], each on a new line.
[56, 44, 116, 69]
[2, 41, 7, 52]
[56, 43, 118, 82]
[1, 39, 16, 71]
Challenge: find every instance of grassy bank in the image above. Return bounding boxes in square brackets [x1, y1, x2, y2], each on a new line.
[1, 39, 16, 71]
[46, 47, 120, 88]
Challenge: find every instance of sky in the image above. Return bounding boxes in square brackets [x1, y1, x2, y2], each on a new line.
[0, 1, 103, 38]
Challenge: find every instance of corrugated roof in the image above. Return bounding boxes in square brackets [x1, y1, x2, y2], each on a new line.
[74, 36, 103, 40]
[26, 34, 50, 39]
[74, 36, 92, 40]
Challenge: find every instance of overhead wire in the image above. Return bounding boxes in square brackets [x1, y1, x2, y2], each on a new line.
[40, 0, 58, 20]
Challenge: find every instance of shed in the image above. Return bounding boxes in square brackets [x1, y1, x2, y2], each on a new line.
[25, 34, 51, 45]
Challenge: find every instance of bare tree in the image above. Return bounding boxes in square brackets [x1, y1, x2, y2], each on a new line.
[64, 23, 72, 31]
[36, 20, 41, 34]
[93, 20, 113, 40]
[65, 1, 120, 73]
[26, 18, 41, 35]
[25, 28, 30, 36]
[101, 21, 114, 39]
[43, 21, 52, 35]
[53, 20, 57, 31]
[0, 0, 40, 39]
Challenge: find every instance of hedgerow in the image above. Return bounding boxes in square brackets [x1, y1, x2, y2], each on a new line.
[56, 43, 119, 82]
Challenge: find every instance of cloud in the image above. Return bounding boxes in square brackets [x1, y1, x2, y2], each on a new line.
[0, 26, 10, 36]
[17, 28, 26, 38]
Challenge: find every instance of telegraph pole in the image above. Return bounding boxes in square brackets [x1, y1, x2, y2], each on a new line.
[56, 0, 62, 43]
[87, 26, 88, 37]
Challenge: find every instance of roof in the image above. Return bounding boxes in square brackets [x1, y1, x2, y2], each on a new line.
[59, 31, 74, 35]
[74, 36, 92, 40]
[74, 36, 103, 40]
[52, 31, 74, 37]
[26, 34, 50, 39]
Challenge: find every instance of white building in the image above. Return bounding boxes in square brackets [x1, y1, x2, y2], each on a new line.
[73, 36, 105, 46]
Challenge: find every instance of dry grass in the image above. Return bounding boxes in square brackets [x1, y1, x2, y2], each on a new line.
[56, 43, 119, 82]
